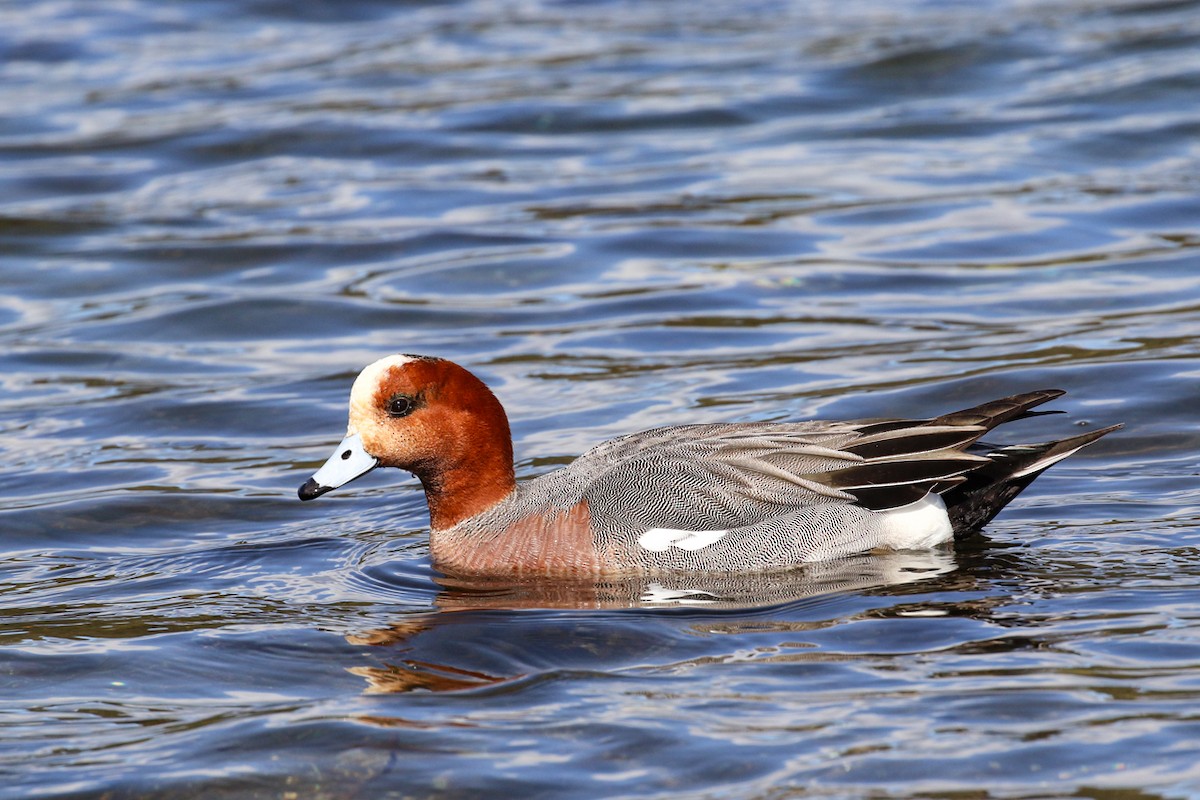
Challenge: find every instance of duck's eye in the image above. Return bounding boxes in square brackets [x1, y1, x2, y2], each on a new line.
[387, 393, 415, 418]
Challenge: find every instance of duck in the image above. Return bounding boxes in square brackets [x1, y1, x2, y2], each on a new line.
[298, 354, 1120, 577]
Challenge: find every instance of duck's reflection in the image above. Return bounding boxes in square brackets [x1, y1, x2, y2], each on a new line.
[347, 550, 957, 694]
[440, 549, 956, 610]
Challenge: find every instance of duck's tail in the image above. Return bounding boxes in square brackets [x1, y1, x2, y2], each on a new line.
[828, 390, 1120, 526]
[940, 418, 1122, 537]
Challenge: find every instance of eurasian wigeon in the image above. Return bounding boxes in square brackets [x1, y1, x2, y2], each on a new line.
[298, 354, 1119, 577]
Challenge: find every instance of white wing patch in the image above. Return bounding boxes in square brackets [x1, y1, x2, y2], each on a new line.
[637, 527, 728, 552]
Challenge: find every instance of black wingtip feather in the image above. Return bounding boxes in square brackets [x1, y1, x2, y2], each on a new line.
[930, 389, 1066, 429]
[813, 393, 1119, 520]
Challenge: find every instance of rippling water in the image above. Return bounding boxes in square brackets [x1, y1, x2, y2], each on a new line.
[3, 0, 1199, 797]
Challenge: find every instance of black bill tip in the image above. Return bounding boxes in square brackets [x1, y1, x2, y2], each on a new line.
[298, 477, 332, 501]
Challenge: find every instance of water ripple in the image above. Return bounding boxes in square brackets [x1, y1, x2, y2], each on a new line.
[2, 0, 1199, 797]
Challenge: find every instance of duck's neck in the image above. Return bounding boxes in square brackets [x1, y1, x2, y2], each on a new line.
[420, 445, 516, 532]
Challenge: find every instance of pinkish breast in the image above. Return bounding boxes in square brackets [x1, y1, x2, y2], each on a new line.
[429, 501, 604, 577]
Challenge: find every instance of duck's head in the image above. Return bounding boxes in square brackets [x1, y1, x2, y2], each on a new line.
[298, 355, 515, 528]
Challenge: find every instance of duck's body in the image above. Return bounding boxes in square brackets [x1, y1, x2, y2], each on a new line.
[299, 355, 1119, 577]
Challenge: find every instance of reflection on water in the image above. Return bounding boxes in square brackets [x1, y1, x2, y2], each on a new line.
[432, 550, 958, 611]
[349, 552, 957, 693]
[2, 0, 1200, 797]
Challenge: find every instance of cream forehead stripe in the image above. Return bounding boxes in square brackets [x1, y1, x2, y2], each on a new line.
[347, 354, 418, 430]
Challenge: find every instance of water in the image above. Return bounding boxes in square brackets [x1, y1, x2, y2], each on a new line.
[2, 0, 1199, 796]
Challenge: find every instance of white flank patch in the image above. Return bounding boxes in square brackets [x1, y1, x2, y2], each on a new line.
[876, 493, 954, 550]
[637, 527, 728, 552]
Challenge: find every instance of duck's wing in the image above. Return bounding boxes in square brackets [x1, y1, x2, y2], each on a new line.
[572, 389, 1073, 537]
[573, 421, 982, 535]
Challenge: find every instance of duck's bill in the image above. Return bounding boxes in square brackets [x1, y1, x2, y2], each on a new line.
[298, 432, 379, 501]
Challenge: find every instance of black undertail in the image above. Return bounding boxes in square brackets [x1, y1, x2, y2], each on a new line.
[941, 424, 1121, 536]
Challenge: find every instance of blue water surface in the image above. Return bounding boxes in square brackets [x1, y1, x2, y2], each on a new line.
[2, 0, 1199, 797]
